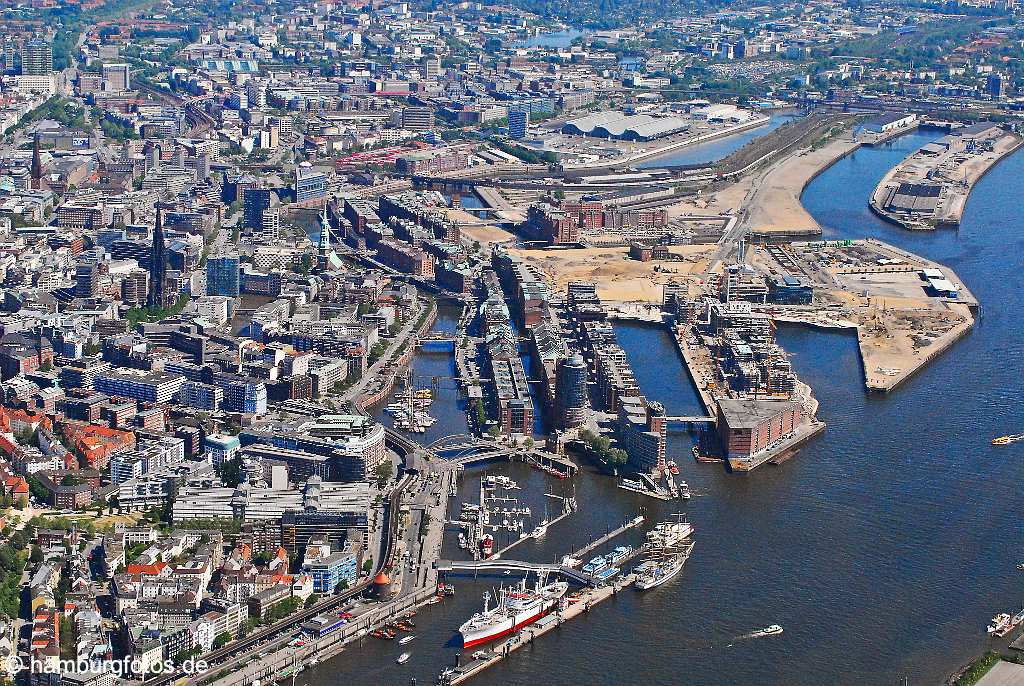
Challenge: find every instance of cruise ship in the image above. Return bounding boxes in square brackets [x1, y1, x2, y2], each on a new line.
[459, 576, 569, 649]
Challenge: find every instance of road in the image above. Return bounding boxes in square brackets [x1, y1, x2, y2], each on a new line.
[339, 297, 434, 404]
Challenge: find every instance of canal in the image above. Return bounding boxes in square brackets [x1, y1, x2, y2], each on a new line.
[306, 129, 1024, 685]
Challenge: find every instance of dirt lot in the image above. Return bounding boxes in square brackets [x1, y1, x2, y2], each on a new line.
[507, 244, 713, 302]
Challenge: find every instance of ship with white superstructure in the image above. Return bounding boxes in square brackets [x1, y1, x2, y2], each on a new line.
[634, 517, 696, 591]
[458, 575, 568, 649]
[646, 520, 694, 549]
[634, 540, 695, 591]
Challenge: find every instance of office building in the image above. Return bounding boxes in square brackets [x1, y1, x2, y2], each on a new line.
[204, 434, 240, 468]
[987, 72, 1006, 100]
[242, 188, 273, 229]
[206, 254, 240, 297]
[121, 270, 149, 306]
[301, 551, 357, 593]
[21, 38, 52, 76]
[401, 106, 433, 132]
[294, 164, 327, 203]
[178, 381, 223, 411]
[93, 371, 185, 404]
[423, 57, 441, 79]
[102, 63, 131, 92]
[508, 109, 528, 140]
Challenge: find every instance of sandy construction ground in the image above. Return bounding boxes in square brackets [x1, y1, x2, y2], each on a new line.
[853, 302, 972, 390]
[741, 137, 860, 233]
[507, 244, 713, 303]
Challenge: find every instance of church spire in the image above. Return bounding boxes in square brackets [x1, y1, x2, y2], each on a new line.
[318, 202, 331, 253]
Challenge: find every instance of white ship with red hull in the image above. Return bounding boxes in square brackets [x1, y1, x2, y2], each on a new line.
[459, 576, 568, 649]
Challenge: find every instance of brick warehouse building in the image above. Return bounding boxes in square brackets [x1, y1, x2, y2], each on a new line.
[716, 398, 801, 471]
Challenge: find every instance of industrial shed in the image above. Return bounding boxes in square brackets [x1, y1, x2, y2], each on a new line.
[562, 111, 691, 141]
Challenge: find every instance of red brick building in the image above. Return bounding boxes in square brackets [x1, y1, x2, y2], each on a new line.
[717, 399, 801, 471]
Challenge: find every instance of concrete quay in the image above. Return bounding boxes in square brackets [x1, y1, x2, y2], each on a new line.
[668, 326, 718, 417]
[857, 123, 919, 147]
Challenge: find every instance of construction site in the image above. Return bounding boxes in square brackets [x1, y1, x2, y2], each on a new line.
[748, 238, 977, 392]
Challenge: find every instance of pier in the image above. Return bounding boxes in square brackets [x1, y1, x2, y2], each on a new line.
[491, 496, 576, 558]
[434, 558, 593, 585]
[568, 515, 645, 560]
[438, 576, 636, 686]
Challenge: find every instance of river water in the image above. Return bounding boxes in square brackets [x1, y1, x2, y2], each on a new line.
[303, 129, 1024, 685]
[636, 112, 797, 169]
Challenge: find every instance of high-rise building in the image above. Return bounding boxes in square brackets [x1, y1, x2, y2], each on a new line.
[75, 260, 102, 299]
[423, 57, 441, 79]
[987, 73, 1006, 100]
[206, 254, 241, 297]
[102, 63, 131, 92]
[243, 187, 273, 229]
[401, 106, 433, 132]
[261, 208, 280, 241]
[2, 38, 16, 73]
[555, 354, 588, 429]
[295, 163, 327, 203]
[21, 38, 52, 76]
[147, 205, 168, 309]
[121, 270, 148, 306]
[508, 109, 528, 140]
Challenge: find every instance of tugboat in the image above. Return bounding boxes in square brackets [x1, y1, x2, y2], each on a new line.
[479, 534, 494, 558]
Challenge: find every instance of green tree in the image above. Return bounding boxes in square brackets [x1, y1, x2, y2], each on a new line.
[373, 462, 393, 488]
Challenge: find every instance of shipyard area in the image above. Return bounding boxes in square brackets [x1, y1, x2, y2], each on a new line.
[870, 121, 1023, 230]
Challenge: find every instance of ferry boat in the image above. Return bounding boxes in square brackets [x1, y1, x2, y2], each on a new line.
[399, 635, 415, 645]
[396, 652, 411, 664]
[634, 542, 694, 591]
[581, 556, 608, 575]
[988, 613, 1014, 636]
[748, 625, 784, 638]
[458, 576, 569, 649]
[604, 545, 632, 566]
[992, 434, 1024, 446]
